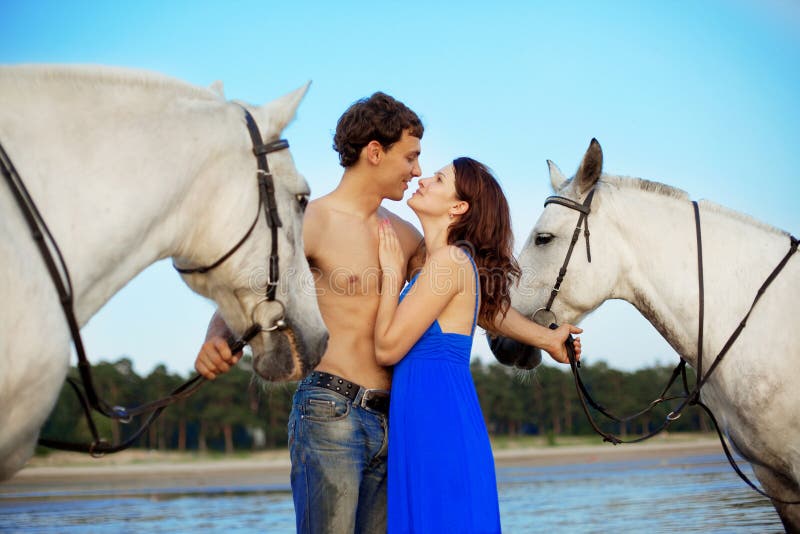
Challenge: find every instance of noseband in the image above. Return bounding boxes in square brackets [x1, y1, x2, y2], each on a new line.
[173, 107, 289, 332]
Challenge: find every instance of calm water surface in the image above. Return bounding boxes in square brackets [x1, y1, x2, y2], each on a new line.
[0, 454, 783, 533]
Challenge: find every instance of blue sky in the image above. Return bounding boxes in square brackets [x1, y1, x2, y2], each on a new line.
[2, 1, 798, 376]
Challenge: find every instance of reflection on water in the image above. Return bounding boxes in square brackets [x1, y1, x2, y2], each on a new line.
[2, 493, 296, 532]
[0, 454, 784, 533]
[497, 454, 782, 533]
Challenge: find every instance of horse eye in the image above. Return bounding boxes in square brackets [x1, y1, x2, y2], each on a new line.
[535, 233, 554, 246]
[296, 193, 309, 212]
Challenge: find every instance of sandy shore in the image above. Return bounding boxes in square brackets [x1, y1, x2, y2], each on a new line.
[1, 436, 723, 500]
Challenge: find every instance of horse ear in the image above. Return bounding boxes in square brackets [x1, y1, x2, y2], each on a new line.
[208, 80, 225, 98]
[548, 160, 567, 191]
[259, 81, 312, 135]
[576, 138, 603, 193]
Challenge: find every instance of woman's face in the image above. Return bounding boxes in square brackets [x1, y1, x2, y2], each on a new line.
[407, 163, 459, 217]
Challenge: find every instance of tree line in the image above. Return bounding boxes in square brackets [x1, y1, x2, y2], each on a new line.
[39, 357, 710, 455]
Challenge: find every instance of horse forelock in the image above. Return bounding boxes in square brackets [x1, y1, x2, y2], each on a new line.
[2, 64, 223, 102]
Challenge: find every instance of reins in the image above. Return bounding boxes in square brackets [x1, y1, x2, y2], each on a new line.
[1, 106, 288, 456]
[539, 186, 799, 503]
[37, 326, 260, 455]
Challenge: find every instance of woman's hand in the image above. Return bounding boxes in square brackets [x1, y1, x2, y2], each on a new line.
[544, 324, 583, 364]
[378, 219, 405, 284]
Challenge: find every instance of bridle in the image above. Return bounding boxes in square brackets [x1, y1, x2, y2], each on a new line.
[1, 106, 291, 455]
[173, 107, 290, 331]
[535, 183, 799, 503]
[531, 189, 595, 330]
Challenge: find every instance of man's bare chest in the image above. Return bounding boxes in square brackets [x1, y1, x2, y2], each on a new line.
[312, 227, 382, 296]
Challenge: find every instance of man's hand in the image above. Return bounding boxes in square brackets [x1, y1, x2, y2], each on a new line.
[195, 336, 243, 380]
[195, 312, 242, 380]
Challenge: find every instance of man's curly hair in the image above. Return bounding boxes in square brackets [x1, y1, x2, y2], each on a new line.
[333, 92, 424, 167]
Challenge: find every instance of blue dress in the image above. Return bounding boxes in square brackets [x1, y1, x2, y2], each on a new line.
[388, 256, 502, 533]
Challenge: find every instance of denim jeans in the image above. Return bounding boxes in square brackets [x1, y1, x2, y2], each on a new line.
[289, 383, 389, 534]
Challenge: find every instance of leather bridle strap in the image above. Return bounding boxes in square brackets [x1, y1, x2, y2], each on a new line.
[0, 140, 123, 420]
[693, 201, 705, 384]
[678, 203, 800, 503]
[174, 107, 287, 302]
[249, 121, 286, 302]
[542, 190, 595, 312]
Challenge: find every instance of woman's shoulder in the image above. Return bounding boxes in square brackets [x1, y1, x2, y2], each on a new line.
[427, 245, 473, 265]
[424, 246, 474, 284]
[426, 245, 461, 262]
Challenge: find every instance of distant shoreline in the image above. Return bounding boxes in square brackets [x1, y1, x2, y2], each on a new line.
[1, 435, 724, 500]
[493, 436, 722, 467]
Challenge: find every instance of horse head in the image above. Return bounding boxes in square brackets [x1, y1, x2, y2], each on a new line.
[511, 138, 620, 329]
[175, 84, 327, 382]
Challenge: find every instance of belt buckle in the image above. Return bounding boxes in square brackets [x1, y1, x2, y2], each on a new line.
[360, 388, 389, 410]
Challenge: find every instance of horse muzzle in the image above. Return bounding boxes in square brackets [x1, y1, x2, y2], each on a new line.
[250, 319, 327, 382]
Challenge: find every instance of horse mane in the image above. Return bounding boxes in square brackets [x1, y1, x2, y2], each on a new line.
[600, 174, 790, 238]
[697, 199, 791, 237]
[4, 64, 223, 101]
[600, 175, 690, 201]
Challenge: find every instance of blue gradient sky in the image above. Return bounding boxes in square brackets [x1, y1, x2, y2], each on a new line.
[2, 1, 798, 375]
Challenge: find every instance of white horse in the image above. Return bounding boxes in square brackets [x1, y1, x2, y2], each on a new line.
[0, 65, 328, 479]
[512, 139, 799, 529]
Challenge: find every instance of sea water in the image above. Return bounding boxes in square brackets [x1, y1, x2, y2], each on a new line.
[0, 453, 784, 533]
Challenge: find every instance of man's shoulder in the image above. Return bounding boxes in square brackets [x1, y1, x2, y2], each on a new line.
[304, 196, 336, 227]
[306, 194, 333, 213]
[376, 205, 404, 222]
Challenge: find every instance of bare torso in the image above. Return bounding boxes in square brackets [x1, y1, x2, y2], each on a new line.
[304, 195, 422, 389]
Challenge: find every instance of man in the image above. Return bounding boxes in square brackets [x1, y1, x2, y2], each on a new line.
[196, 92, 425, 533]
[195, 93, 581, 532]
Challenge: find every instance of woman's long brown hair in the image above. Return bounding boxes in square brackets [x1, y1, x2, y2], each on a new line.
[449, 157, 520, 333]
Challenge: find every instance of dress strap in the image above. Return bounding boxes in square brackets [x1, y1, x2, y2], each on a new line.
[464, 252, 480, 336]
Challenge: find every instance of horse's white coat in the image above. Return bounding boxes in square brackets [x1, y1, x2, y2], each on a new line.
[0, 65, 327, 479]
[515, 141, 799, 527]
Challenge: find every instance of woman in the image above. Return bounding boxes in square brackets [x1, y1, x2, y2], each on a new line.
[375, 157, 582, 533]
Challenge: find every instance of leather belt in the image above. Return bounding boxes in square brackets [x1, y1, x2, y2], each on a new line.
[302, 371, 390, 415]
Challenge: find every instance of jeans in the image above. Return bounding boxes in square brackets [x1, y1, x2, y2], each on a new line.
[289, 382, 389, 533]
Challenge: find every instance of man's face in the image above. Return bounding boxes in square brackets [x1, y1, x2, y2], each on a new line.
[376, 130, 421, 201]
